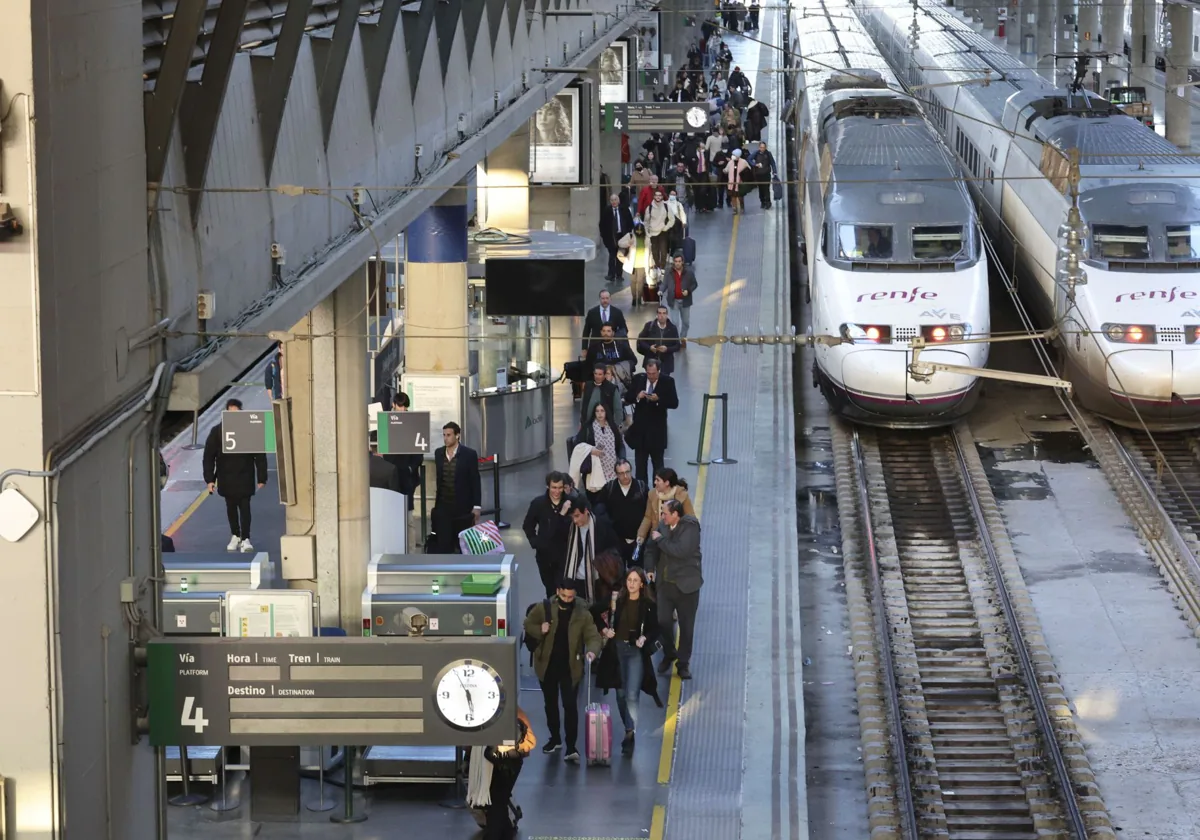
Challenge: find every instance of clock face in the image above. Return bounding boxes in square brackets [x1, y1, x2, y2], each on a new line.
[686, 106, 707, 128]
[433, 659, 505, 731]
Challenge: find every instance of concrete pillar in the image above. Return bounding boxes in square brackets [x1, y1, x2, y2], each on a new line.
[480, 131, 531, 231]
[1100, 0, 1127, 88]
[405, 192, 470, 377]
[1009, 0, 1023, 48]
[983, 0, 999, 34]
[1078, 0, 1100, 87]
[1038, 0, 1058, 75]
[1132, 0, 1156, 84]
[1056, 0, 1077, 81]
[1166, 2, 1192, 147]
[281, 278, 369, 631]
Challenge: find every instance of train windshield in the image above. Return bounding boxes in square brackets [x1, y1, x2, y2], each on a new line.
[1092, 225, 1150, 261]
[837, 224, 894, 260]
[1167, 224, 1200, 260]
[912, 226, 965, 261]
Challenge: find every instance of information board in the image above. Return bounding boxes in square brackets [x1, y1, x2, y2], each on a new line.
[225, 590, 314, 638]
[606, 102, 710, 133]
[220, 410, 276, 454]
[376, 411, 432, 456]
[400, 374, 462, 458]
[147, 636, 519, 747]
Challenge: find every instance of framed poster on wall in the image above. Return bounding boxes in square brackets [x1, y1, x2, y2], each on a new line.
[635, 10, 661, 70]
[529, 87, 581, 184]
[599, 40, 630, 105]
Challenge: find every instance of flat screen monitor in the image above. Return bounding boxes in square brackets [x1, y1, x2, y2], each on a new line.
[484, 259, 586, 316]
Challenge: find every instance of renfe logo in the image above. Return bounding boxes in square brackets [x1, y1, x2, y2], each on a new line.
[1115, 286, 1198, 303]
[856, 287, 938, 303]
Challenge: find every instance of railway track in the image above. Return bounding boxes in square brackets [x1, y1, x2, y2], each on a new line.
[832, 420, 1108, 839]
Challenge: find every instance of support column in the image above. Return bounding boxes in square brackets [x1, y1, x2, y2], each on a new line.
[480, 131, 531, 231]
[1100, 0, 1126, 88]
[1009, 0, 1023, 48]
[1078, 0, 1100, 87]
[1166, 2, 1192, 147]
[1055, 0, 1077, 81]
[405, 191, 470, 378]
[281, 278, 369, 630]
[1131, 0, 1155, 85]
[1037, 0, 1057, 75]
[982, 0, 999, 34]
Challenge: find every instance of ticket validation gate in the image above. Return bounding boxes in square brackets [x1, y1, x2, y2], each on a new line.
[138, 636, 519, 821]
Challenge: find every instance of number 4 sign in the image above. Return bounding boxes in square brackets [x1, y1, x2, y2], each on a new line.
[181, 696, 209, 733]
[376, 411, 432, 456]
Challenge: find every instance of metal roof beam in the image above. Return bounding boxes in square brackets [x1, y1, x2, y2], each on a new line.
[145, 0, 207, 188]
[253, 0, 315, 176]
[316, 0, 364, 145]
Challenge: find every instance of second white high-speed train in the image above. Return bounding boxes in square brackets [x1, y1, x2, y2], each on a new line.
[791, 0, 990, 427]
[858, 0, 1200, 429]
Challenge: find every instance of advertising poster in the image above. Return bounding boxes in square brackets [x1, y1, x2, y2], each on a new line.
[635, 11, 661, 69]
[599, 41, 630, 105]
[529, 87, 581, 184]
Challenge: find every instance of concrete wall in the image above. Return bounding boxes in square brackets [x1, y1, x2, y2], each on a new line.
[1, 0, 160, 838]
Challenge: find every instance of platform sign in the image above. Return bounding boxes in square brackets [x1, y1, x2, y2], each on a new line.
[607, 102, 709, 133]
[220, 410, 276, 454]
[376, 411, 432, 456]
[146, 636, 519, 747]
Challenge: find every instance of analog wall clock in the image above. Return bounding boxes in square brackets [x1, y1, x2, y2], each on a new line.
[432, 659, 505, 731]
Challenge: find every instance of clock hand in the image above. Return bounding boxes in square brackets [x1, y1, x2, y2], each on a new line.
[456, 672, 475, 714]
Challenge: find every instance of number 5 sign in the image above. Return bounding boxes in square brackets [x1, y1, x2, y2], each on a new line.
[221, 410, 277, 454]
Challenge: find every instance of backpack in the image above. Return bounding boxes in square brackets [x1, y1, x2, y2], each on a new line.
[521, 599, 553, 663]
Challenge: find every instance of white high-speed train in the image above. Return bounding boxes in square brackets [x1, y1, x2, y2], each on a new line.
[857, 0, 1200, 429]
[790, 0, 990, 427]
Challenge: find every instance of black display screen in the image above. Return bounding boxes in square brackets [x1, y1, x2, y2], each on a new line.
[484, 259, 586, 316]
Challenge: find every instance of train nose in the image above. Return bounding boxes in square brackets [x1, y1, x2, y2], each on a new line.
[1105, 350, 1175, 402]
[842, 348, 975, 401]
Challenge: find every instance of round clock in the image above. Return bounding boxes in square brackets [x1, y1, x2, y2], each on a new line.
[685, 106, 708, 129]
[432, 659, 505, 731]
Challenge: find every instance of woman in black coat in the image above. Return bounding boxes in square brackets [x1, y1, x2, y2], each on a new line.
[594, 566, 662, 755]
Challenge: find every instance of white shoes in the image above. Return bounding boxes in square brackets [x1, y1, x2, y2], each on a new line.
[239, 539, 254, 553]
[226, 535, 241, 551]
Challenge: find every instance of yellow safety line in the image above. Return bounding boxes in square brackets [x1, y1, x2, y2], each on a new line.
[649, 804, 667, 840]
[163, 488, 211, 538]
[655, 215, 740, 799]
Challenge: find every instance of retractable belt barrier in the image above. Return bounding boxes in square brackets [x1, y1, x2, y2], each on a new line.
[687, 393, 738, 467]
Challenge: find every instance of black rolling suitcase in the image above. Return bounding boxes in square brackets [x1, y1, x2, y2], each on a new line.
[682, 235, 696, 265]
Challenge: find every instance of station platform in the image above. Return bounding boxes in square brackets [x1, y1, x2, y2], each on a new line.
[160, 8, 805, 840]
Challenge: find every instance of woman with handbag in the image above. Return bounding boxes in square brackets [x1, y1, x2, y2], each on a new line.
[596, 567, 661, 755]
[577, 403, 626, 507]
[725, 148, 751, 216]
[619, 221, 655, 306]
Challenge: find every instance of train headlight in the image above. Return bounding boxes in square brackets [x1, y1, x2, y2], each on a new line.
[840, 323, 892, 344]
[1101, 323, 1156, 343]
[921, 324, 967, 343]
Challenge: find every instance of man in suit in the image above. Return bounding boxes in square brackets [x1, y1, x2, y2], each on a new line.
[624, 359, 679, 483]
[643, 498, 703, 680]
[431, 421, 482, 553]
[635, 305, 681, 375]
[581, 290, 628, 356]
[599, 193, 635, 281]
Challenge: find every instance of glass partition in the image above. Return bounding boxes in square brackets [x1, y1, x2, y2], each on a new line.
[468, 285, 552, 394]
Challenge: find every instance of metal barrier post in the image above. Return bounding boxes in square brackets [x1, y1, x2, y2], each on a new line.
[438, 746, 468, 809]
[329, 746, 366, 824]
[305, 749, 335, 812]
[419, 463, 428, 546]
[477, 455, 510, 529]
[169, 747, 209, 806]
[208, 749, 238, 812]
[711, 393, 738, 465]
[688, 394, 713, 466]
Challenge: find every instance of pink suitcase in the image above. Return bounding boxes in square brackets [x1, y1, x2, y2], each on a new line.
[584, 660, 612, 766]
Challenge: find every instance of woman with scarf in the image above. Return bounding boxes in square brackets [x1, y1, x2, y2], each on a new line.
[577, 403, 626, 507]
[636, 468, 696, 545]
[725, 148, 751, 216]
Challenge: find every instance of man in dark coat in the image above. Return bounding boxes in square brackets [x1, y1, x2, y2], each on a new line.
[562, 498, 622, 602]
[202, 399, 269, 552]
[624, 360, 679, 483]
[599, 194, 635, 281]
[661, 254, 699, 343]
[643, 499, 703, 680]
[382, 392, 424, 510]
[584, 324, 638, 372]
[369, 448, 402, 492]
[635, 306, 681, 376]
[581, 290, 628, 354]
[522, 471, 574, 597]
[431, 421, 482, 553]
[578, 363, 624, 433]
[598, 459, 647, 566]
